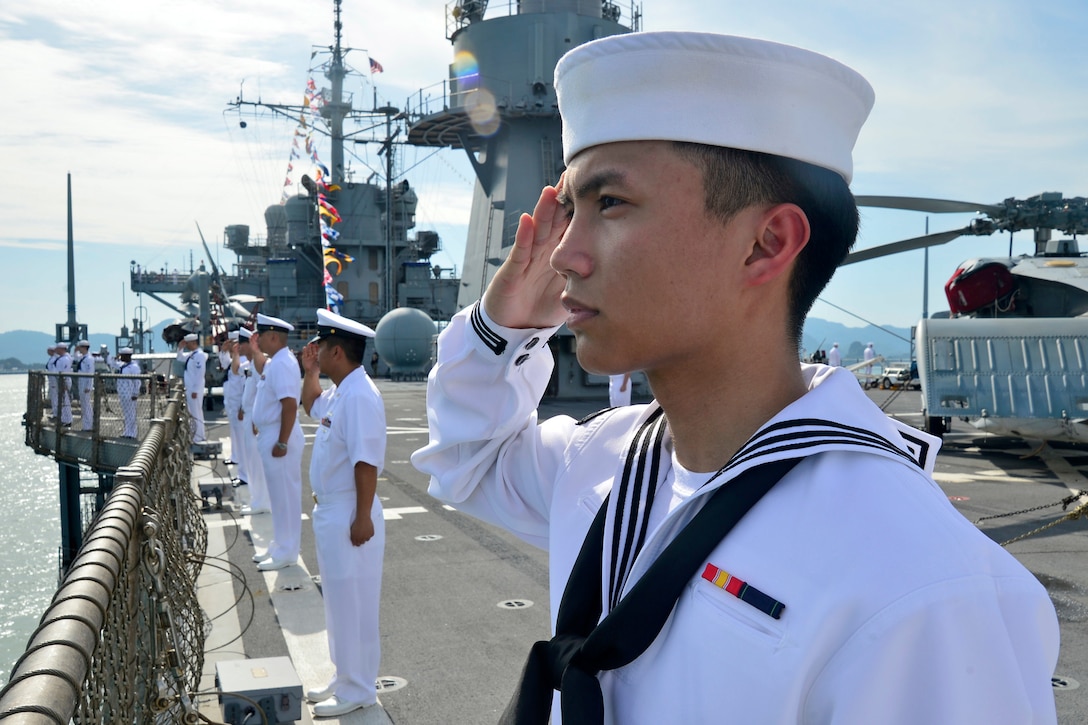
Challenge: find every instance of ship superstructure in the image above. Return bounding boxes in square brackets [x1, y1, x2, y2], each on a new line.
[405, 0, 645, 397]
[132, 0, 460, 344]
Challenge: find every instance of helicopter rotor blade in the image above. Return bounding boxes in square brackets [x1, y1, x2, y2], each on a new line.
[856, 195, 1003, 216]
[841, 228, 971, 266]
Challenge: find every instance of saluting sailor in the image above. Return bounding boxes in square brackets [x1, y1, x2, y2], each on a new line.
[74, 340, 95, 431]
[236, 328, 270, 515]
[221, 332, 249, 482]
[300, 309, 386, 719]
[412, 31, 1059, 724]
[250, 313, 303, 571]
[115, 347, 141, 439]
[45, 346, 58, 418]
[53, 342, 73, 426]
[177, 332, 208, 442]
[607, 372, 631, 407]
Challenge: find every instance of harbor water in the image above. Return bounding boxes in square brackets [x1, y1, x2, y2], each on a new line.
[0, 374, 61, 684]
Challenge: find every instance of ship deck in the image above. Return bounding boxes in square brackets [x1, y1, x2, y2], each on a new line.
[194, 381, 1088, 724]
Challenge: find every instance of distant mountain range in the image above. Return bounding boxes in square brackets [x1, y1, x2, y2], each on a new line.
[0, 316, 914, 369]
[800, 318, 914, 365]
[0, 321, 175, 369]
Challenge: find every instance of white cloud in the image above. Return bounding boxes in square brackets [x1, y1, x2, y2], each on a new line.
[1, 0, 1086, 333]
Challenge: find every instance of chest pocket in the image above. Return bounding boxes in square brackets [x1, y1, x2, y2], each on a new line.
[315, 414, 334, 444]
[689, 576, 787, 646]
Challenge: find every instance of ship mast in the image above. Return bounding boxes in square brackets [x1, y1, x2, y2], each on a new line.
[57, 173, 88, 345]
[326, 0, 348, 186]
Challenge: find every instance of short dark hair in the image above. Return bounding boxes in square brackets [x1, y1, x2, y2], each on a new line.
[323, 335, 367, 365]
[671, 142, 859, 346]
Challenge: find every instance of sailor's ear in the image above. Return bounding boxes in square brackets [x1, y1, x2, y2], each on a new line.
[742, 203, 810, 287]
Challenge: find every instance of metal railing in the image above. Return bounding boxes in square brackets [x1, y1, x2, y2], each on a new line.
[1, 390, 209, 723]
[444, 0, 643, 40]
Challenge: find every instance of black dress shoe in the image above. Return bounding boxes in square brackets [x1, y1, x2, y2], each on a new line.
[232, 479, 248, 488]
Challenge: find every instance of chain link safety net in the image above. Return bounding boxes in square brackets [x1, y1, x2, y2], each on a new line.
[2, 376, 208, 723]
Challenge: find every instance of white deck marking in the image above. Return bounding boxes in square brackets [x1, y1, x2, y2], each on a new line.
[383, 506, 429, 520]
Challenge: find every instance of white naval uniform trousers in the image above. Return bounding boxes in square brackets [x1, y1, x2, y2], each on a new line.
[309, 367, 386, 705]
[54, 354, 73, 425]
[253, 347, 302, 562]
[412, 303, 1060, 725]
[240, 366, 270, 510]
[46, 354, 59, 416]
[116, 361, 141, 438]
[223, 353, 249, 482]
[76, 353, 95, 430]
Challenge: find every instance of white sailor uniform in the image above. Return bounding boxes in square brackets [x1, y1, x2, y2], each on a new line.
[54, 352, 73, 425]
[412, 304, 1060, 724]
[46, 352, 59, 417]
[116, 360, 141, 438]
[76, 351, 95, 431]
[239, 360, 270, 511]
[178, 347, 208, 442]
[253, 346, 303, 563]
[607, 373, 630, 407]
[223, 351, 249, 481]
[308, 367, 386, 706]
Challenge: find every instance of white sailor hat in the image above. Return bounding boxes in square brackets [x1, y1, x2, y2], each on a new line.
[55, 342, 68, 350]
[310, 308, 375, 344]
[183, 333, 199, 343]
[119, 347, 134, 355]
[554, 31, 874, 183]
[227, 330, 240, 341]
[256, 313, 293, 333]
[238, 327, 253, 340]
[76, 339, 90, 347]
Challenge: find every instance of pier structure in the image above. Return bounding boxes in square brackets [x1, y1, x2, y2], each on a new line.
[23, 370, 168, 568]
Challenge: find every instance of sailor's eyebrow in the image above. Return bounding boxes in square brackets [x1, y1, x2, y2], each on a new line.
[556, 169, 627, 207]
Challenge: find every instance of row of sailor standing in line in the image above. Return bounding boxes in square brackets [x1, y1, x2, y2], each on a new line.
[45, 341, 141, 436]
[196, 311, 387, 720]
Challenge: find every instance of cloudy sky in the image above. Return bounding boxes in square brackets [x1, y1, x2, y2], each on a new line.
[1, 0, 1086, 346]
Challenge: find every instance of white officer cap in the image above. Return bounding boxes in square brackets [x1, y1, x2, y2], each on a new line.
[256, 313, 293, 333]
[310, 308, 375, 344]
[183, 333, 199, 342]
[227, 330, 240, 341]
[76, 340, 90, 347]
[555, 31, 874, 183]
[238, 327, 253, 340]
[119, 347, 134, 355]
[55, 342, 68, 350]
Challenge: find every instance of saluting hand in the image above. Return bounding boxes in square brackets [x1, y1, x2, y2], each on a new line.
[301, 343, 319, 374]
[481, 178, 570, 329]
